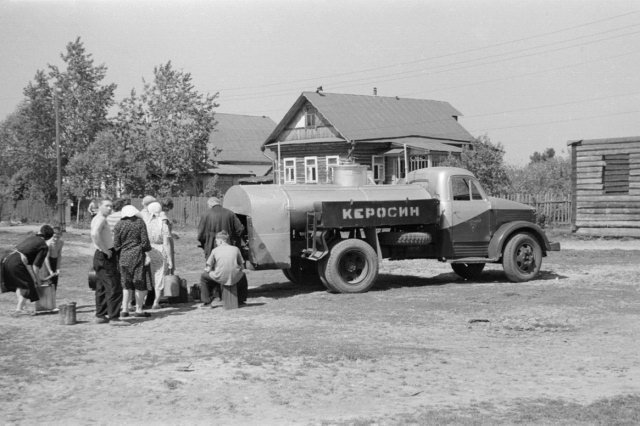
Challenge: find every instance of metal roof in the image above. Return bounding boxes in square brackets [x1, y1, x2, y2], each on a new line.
[265, 92, 474, 146]
[567, 136, 640, 146]
[210, 113, 276, 162]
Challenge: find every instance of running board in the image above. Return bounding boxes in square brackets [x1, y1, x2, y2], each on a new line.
[448, 257, 499, 264]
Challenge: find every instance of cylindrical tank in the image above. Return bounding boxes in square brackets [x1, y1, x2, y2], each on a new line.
[333, 164, 368, 186]
[224, 183, 431, 232]
[223, 182, 432, 269]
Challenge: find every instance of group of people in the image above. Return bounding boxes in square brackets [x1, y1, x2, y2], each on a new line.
[91, 195, 174, 323]
[1, 194, 249, 322]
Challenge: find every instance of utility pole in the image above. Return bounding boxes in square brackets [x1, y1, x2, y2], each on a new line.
[54, 87, 65, 231]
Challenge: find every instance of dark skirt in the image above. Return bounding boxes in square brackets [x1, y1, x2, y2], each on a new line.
[1, 252, 39, 302]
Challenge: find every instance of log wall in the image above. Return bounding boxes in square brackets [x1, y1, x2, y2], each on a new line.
[570, 137, 640, 236]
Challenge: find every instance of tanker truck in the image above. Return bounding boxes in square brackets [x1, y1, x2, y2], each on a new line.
[222, 166, 560, 293]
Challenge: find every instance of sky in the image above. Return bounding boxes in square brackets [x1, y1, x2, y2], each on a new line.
[1, 0, 639, 165]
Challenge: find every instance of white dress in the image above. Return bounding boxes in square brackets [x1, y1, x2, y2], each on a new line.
[146, 216, 171, 292]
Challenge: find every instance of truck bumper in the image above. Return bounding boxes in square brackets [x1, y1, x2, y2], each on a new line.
[548, 241, 561, 251]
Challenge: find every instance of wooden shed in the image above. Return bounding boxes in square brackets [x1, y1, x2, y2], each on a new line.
[568, 136, 640, 236]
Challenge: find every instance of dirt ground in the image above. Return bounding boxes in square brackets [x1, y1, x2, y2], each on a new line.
[0, 225, 639, 425]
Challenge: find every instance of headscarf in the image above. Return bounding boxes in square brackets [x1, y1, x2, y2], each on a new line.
[121, 205, 140, 219]
[148, 201, 162, 217]
[207, 197, 221, 208]
[142, 195, 157, 207]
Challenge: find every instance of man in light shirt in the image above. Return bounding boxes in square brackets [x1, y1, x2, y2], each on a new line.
[90, 198, 122, 324]
[199, 231, 247, 307]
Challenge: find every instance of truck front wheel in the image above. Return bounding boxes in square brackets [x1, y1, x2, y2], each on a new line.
[502, 232, 542, 282]
[322, 239, 379, 293]
[451, 263, 485, 280]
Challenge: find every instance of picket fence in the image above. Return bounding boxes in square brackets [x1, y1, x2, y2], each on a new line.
[2, 193, 573, 227]
[499, 193, 572, 225]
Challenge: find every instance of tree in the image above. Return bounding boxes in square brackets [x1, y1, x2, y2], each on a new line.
[0, 96, 57, 204]
[529, 147, 556, 164]
[115, 61, 218, 195]
[441, 134, 511, 195]
[1, 38, 116, 206]
[48, 37, 117, 160]
[507, 155, 571, 196]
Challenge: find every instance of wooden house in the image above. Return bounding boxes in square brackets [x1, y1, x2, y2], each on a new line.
[568, 136, 640, 236]
[262, 91, 474, 185]
[204, 113, 276, 193]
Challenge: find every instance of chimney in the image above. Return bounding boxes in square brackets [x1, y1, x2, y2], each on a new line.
[373, 87, 377, 96]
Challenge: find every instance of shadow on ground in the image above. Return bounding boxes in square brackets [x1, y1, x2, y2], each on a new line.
[247, 268, 569, 299]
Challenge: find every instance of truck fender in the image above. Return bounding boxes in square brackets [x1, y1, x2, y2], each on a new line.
[488, 221, 553, 259]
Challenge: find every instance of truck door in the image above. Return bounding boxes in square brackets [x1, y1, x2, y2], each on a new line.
[450, 175, 491, 258]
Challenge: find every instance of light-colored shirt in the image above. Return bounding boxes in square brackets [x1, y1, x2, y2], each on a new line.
[91, 214, 113, 254]
[139, 208, 152, 225]
[206, 244, 244, 287]
[147, 215, 170, 246]
[46, 237, 64, 259]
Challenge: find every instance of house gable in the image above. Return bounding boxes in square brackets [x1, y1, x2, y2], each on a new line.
[277, 100, 342, 143]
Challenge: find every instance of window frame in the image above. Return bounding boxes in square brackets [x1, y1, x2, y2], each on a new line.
[325, 155, 340, 183]
[305, 106, 316, 128]
[372, 155, 385, 184]
[304, 156, 318, 183]
[603, 153, 630, 194]
[283, 157, 297, 184]
[450, 176, 486, 201]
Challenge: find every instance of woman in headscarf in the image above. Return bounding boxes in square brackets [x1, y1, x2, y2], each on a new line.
[1, 225, 55, 313]
[113, 206, 151, 318]
[146, 201, 174, 309]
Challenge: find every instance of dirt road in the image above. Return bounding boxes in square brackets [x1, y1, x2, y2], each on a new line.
[0, 226, 639, 424]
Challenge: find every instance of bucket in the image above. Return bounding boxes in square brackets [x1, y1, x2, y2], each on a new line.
[333, 164, 369, 186]
[189, 284, 200, 302]
[35, 285, 56, 312]
[59, 302, 77, 325]
[163, 274, 181, 297]
[88, 267, 97, 291]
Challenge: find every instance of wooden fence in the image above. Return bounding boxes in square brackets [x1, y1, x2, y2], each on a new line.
[499, 193, 572, 225]
[2, 193, 573, 227]
[0, 199, 57, 224]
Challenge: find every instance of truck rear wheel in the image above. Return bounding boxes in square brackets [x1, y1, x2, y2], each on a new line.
[322, 239, 378, 293]
[451, 263, 485, 280]
[502, 232, 542, 282]
[317, 260, 338, 293]
[283, 259, 323, 287]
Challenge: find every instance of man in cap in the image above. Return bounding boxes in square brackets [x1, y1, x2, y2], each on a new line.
[197, 196, 244, 258]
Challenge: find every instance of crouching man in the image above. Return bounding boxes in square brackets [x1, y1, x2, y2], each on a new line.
[199, 231, 248, 307]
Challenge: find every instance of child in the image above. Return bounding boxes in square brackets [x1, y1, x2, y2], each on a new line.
[44, 226, 64, 290]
